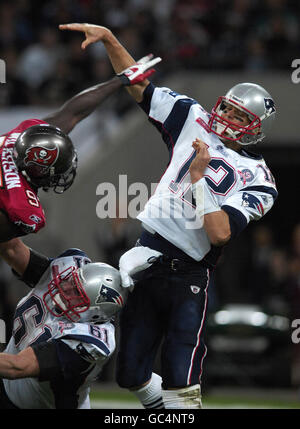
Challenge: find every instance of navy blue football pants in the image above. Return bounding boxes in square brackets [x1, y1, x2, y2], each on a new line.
[116, 260, 211, 389]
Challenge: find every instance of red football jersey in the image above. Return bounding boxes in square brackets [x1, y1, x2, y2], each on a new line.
[0, 119, 48, 235]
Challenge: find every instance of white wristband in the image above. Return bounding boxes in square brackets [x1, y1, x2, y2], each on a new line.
[192, 177, 221, 217]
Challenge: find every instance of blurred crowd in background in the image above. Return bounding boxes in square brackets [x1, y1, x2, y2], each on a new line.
[1, 0, 300, 389]
[0, 0, 299, 108]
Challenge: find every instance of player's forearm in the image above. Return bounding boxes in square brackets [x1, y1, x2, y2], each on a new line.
[0, 210, 23, 242]
[0, 353, 24, 379]
[103, 30, 136, 72]
[102, 30, 149, 102]
[0, 348, 39, 379]
[0, 238, 30, 275]
[204, 210, 231, 247]
[45, 77, 122, 134]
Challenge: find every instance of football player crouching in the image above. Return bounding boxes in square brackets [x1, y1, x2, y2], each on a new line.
[0, 50, 161, 273]
[0, 241, 127, 409]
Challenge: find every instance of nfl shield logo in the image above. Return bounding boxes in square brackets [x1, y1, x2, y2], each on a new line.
[190, 285, 200, 294]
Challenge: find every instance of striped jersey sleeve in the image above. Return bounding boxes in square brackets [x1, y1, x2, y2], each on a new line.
[222, 183, 277, 238]
[53, 321, 115, 364]
[139, 84, 198, 151]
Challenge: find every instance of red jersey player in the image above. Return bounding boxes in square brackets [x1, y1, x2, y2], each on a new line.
[0, 119, 74, 239]
[0, 51, 161, 277]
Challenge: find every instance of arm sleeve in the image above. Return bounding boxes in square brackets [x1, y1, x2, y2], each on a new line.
[222, 185, 278, 238]
[138, 82, 155, 114]
[0, 179, 46, 235]
[52, 322, 115, 364]
[12, 248, 51, 288]
[31, 340, 93, 409]
[31, 339, 92, 382]
[138, 84, 198, 152]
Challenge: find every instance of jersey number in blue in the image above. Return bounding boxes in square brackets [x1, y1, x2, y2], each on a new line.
[169, 154, 236, 202]
[204, 158, 236, 195]
[13, 295, 51, 347]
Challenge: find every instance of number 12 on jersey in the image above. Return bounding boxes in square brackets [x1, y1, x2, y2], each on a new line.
[169, 152, 236, 204]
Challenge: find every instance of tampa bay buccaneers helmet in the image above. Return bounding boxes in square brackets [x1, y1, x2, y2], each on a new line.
[43, 262, 128, 323]
[13, 124, 77, 193]
[208, 83, 276, 145]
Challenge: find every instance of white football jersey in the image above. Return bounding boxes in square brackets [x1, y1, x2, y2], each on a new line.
[3, 250, 115, 409]
[137, 85, 277, 261]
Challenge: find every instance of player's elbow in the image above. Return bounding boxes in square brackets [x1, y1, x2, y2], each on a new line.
[204, 210, 232, 247]
[208, 229, 231, 247]
[0, 239, 17, 260]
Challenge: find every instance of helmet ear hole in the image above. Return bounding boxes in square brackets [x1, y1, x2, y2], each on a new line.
[91, 314, 100, 321]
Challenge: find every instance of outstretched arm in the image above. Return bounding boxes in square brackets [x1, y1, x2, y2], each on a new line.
[59, 23, 152, 103]
[43, 76, 122, 134]
[43, 50, 160, 134]
[0, 237, 30, 275]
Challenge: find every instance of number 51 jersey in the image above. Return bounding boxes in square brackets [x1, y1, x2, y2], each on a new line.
[137, 84, 278, 261]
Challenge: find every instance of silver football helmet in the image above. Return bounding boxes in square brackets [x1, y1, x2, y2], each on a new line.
[43, 262, 127, 323]
[208, 83, 276, 145]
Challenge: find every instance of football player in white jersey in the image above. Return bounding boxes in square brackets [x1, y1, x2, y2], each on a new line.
[0, 241, 127, 409]
[60, 23, 277, 409]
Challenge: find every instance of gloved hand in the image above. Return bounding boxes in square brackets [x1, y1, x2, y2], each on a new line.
[119, 246, 162, 288]
[117, 54, 162, 86]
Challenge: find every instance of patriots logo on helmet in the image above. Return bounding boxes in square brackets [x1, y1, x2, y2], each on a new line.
[24, 146, 59, 168]
[241, 192, 264, 215]
[96, 284, 124, 307]
[264, 98, 276, 114]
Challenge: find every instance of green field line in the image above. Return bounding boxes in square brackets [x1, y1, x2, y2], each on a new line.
[90, 389, 300, 409]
